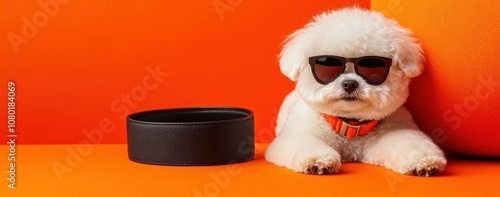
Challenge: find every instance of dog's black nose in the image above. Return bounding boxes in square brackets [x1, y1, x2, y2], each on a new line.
[342, 80, 359, 93]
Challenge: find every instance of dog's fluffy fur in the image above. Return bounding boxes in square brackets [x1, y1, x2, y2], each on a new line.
[265, 7, 446, 176]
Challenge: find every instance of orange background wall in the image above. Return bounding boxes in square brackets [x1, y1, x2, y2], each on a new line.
[1, 0, 370, 144]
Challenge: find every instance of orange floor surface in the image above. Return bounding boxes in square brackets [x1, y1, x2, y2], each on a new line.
[1, 144, 499, 196]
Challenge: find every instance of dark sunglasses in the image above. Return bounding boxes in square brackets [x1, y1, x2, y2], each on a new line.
[308, 55, 393, 85]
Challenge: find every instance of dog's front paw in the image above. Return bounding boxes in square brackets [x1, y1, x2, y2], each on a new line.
[402, 155, 447, 177]
[294, 150, 341, 175]
[409, 166, 440, 177]
[304, 158, 340, 175]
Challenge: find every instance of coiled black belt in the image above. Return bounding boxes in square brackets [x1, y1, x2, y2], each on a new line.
[127, 107, 255, 166]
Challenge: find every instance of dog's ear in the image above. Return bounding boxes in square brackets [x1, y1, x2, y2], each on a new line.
[393, 26, 424, 78]
[279, 29, 308, 82]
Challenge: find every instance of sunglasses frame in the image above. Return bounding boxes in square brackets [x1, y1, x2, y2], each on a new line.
[308, 55, 393, 85]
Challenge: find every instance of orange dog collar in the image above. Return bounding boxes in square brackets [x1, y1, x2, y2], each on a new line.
[322, 114, 379, 139]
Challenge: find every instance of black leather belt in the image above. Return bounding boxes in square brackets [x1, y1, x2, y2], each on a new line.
[127, 107, 255, 166]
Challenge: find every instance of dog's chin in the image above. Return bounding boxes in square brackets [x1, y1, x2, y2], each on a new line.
[329, 96, 367, 108]
[323, 95, 379, 119]
[340, 96, 360, 102]
[332, 94, 364, 103]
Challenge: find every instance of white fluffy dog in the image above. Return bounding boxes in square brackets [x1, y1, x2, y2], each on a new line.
[265, 7, 447, 176]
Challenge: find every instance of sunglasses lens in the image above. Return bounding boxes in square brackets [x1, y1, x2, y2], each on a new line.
[357, 58, 390, 84]
[313, 57, 344, 84]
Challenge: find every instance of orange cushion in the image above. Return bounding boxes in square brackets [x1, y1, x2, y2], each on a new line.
[371, 0, 500, 157]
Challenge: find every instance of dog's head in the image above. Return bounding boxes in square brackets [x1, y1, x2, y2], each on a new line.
[280, 7, 423, 120]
